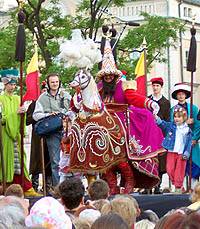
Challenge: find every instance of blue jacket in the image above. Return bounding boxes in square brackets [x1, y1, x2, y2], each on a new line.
[171, 103, 200, 168]
[155, 117, 192, 159]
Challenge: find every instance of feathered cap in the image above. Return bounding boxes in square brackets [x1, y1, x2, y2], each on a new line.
[0, 69, 18, 85]
[58, 29, 102, 69]
[171, 83, 191, 100]
[96, 38, 122, 80]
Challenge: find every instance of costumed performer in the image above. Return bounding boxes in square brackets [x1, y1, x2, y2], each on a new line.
[0, 69, 42, 197]
[96, 37, 165, 194]
[155, 105, 192, 194]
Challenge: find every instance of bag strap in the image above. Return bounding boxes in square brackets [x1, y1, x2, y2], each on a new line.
[60, 96, 64, 109]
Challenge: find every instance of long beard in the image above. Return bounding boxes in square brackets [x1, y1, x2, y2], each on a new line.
[102, 78, 117, 100]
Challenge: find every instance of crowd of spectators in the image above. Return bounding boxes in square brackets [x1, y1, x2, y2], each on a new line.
[1, 177, 200, 228]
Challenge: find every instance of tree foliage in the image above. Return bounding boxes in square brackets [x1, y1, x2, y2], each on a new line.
[75, 0, 125, 40]
[0, 1, 186, 87]
[118, 12, 185, 79]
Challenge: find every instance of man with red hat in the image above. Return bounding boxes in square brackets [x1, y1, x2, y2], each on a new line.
[171, 83, 200, 190]
[142, 77, 171, 194]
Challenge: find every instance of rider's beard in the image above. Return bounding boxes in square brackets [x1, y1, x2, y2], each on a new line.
[102, 78, 117, 101]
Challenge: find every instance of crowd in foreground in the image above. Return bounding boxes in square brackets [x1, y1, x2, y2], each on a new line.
[1, 177, 200, 228]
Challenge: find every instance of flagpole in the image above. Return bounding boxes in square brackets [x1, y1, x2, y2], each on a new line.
[15, 0, 26, 191]
[187, 15, 197, 192]
[142, 37, 148, 96]
[33, 33, 47, 195]
[0, 104, 6, 195]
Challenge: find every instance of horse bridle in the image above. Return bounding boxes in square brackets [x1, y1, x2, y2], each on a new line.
[74, 69, 91, 90]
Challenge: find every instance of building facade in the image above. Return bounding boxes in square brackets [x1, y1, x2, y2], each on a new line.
[110, 0, 200, 107]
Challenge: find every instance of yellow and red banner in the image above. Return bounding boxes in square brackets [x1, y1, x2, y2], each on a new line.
[135, 52, 146, 96]
[23, 49, 40, 102]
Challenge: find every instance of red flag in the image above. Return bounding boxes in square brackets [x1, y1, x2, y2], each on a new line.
[23, 49, 40, 102]
[135, 52, 146, 96]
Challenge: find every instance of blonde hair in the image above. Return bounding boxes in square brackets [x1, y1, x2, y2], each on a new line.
[190, 182, 200, 203]
[135, 219, 155, 229]
[101, 195, 137, 228]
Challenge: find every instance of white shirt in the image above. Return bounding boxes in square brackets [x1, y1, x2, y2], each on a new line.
[151, 94, 162, 101]
[173, 122, 190, 154]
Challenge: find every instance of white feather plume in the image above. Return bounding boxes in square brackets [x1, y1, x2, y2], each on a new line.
[58, 29, 102, 68]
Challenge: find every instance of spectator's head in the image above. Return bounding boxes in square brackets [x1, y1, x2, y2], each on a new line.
[0, 201, 25, 228]
[135, 219, 155, 229]
[25, 197, 72, 228]
[179, 212, 200, 229]
[138, 209, 159, 225]
[91, 214, 129, 229]
[101, 195, 138, 228]
[59, 177, 85, 210]
[91, 214, 128, 229]
[73, 217, 93, 229]
[0, 195, 29, 216]
[154, 209, 176, 229]
[163, 212, 185, 229]
[190, 182, 200, 203]
[88, 179, 109, 201]
[5, 184, 24, 198]
[93, 199, 109, 212]
[79, 209, 101, 223]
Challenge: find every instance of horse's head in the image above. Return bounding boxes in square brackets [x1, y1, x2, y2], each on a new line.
[70, 69, 91, 89]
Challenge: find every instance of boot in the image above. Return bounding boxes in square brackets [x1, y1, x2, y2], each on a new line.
[140, 189, 152, 195]
[24, 187, 43, 197]
[31, 174, 39, 192]
[154, 186, 163, 194]
[154, 172, 163, 194]
[118, 162, 135, 194]
[45, 176, 53, 196]
[104, 167, 119, 195]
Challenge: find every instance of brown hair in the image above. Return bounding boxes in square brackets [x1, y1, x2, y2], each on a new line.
[190, 182, 200, 203]
[88, 179, 109, 201]
[5, 184, 24, 198]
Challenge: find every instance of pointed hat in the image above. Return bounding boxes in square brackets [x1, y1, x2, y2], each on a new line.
[96, 38, 122, 79]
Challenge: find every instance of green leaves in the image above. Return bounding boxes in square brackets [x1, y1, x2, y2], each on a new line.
[118, 12, 185, 79]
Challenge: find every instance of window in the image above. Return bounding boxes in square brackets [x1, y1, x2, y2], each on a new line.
[184, 7, 187, 17]
[185, 50, 189, 66]
[188, 8, 192, 17]
[132, 7, 134, 15]
[149, 5, 152, 13]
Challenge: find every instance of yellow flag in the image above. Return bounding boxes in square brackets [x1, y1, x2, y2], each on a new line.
[27, 47, 39, 74]
[135, 52, 145, 78]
